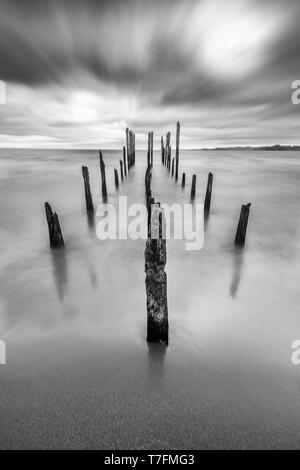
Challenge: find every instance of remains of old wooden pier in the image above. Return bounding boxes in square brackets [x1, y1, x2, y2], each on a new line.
[120, 160, 124, 181]
[43, 122, 255, 346]
[99, 150, 108, 201]
[114, 168, 119, 189]
[126, 128, 136, 170]
[235, 203, 251, 247]
[82, 166, 94, 214]
[175, 121, 180, 182]
[123, 147, 127, 177]
[204, 172, 213, 218]
[191, 174, 197, 200]
[45, 202, 65, 249]
[145, 204, 169, 344]
[181, 172, 186, 188]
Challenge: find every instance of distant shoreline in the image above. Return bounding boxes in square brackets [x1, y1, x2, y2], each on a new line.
[203, 145, 300, 151]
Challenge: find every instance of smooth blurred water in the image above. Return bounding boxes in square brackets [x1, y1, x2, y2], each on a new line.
[0, 148, 300, 449]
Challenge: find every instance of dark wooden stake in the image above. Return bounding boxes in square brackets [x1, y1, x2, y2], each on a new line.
[235, 203, 251, 247]
[191, 175, 196, 200]
[123, 146, 127, 177]
[120, 160, 124, 181]
[145, 205, 168, 344]
[99, 151, 108, 200]
[181, 173, 186, 188]
[82, 166, 94, 214]
[114, 169, 119, 189]
[126, 128, 130, 170]
[204, 172, 213, 218]
[45, 202, 65, 249]
[161, 136, 165, 165]
[171, 158, 175, 177]
[175, 121, 180, 182]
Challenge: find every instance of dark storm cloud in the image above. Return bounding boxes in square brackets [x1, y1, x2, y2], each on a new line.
[0, 0, 300, 147]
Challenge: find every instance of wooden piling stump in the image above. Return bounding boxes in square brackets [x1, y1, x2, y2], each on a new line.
[204, 172, 213, 218]
[45, 202, 65, 249]
[235, 203, 251, 247]
[82, 166, 94, 214]
[99, 150, 108, 200]
[114, 169, 119, 189]
[145, 205, 169, 344]
[191, 174, 196, 200]
[175, 121, 180, 182]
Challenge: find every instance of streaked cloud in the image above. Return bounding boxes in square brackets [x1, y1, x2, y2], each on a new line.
[0, 0, 299, 148]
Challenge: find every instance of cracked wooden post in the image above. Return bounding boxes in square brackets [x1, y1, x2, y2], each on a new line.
[99, 151, 108, 201]
[191, 174, 196, 200]
[235, 203, 251, 247]
[114, 169, 119, 189]
[171, 158, 175, 177]
[181, 173, 186, 188]
[123, 146, 127, 177]
[45, 202, 65, 249]
[175, 121, 180, 182]
[204, 172, 213, 218]
[82, 166, 94, 214]
[145, 205, 169, 344]
[120, 160, 124, 181]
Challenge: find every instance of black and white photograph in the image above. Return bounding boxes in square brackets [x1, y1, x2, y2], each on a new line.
[0, 0, 300, 453]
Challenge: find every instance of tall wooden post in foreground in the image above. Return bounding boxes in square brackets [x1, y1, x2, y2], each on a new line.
[45, 202, 65, 249]
[235, 203, 251, 247]
[181, 173, 186, 188]
[145, 205, 169, 344]
[82, 166, 94, 214]
[99, 151, 108, 201]
[175, 121, 180, 182]
[204, 172, 213, 218]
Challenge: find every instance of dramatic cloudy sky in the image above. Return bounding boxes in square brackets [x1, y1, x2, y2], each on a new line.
[0, 0, 300, 148]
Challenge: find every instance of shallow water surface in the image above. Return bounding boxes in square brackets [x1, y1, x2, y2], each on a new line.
[0, 149, 300, 449]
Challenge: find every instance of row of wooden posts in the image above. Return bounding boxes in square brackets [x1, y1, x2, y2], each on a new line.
[44, 123, 251, 345]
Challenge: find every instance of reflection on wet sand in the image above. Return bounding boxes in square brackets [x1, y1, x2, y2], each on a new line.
[51, 249, 68, 300]
[147, 343, 167, 386]
[230, 247, 245, 298]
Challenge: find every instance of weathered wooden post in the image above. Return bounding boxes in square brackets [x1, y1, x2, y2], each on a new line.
[45, 202, 65, 249]
[82, 166, 94, 214]
[114, 169, 119, 189]
[235, 203, 251, 247]
[99, 151, 108, 201]
[171, 158, 175, 177]
[126, 128, 130, 170]
[161, 136, 165, 165]
[150, 132, 154, 167]
[181, 173, 186, 188]
[191, 175, 196, 200]
[145, 205, 169, 344]
[175, 121, 180, 182]
[123, 146, 127, 177]
[204, 172, 213, 218]
[120, 160, 124, 181]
